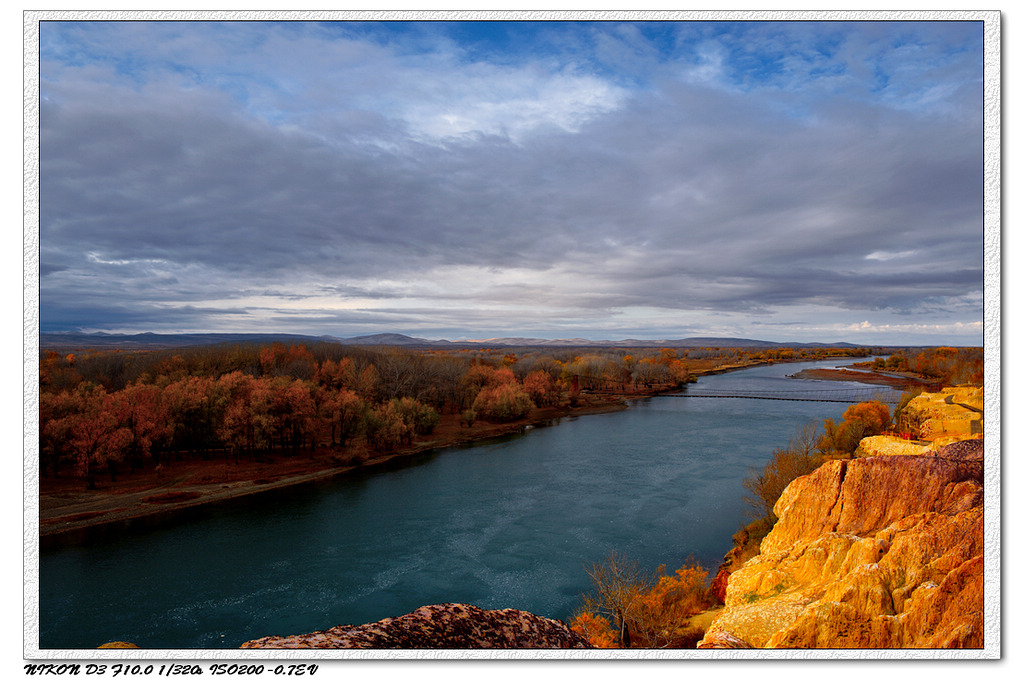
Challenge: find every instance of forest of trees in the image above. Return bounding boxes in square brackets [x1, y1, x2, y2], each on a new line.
[36, 341, 740, 489]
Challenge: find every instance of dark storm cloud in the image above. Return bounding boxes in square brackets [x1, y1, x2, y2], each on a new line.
[36, 19, 986, 342]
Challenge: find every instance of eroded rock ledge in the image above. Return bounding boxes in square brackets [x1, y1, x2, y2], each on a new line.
[241, 603, 591, 649]
[698, 387, 984, 649]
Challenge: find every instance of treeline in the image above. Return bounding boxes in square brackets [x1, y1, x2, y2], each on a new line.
[40, 341, 755, 489]
[867, 346, 983, 385]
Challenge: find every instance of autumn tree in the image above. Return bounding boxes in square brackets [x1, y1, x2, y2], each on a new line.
[387, 397, 441, 436]
[354, 363, 380, 401]
[217, 372, 274, 461]
[522, 370, 559, 407]
[268, 378, 317, 454]
[314, 357, 357, 392]
[39, 389, 79, 478]
[472, 381, 534, 422]
[108, 382, 172, 472]
[571, 552, 713, 648]
[316, 387, 366, 448]
[259, 342, 315, 379]
[363, 402, 410, 453]
[818, 400, 891, 457]
[371, 348, 424, 401]
[40, 351, 82, 393]
[422, 354, 469, 414]
[161, 375, 223, 462]
[62, 384, 131, 489]
[630, 356, 670, 388]
[458, 362, 514, 410]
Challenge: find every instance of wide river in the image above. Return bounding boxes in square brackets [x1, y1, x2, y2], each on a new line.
[38, 359, 895, 649]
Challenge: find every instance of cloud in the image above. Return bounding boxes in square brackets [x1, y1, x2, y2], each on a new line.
[36, 20, 986, 344]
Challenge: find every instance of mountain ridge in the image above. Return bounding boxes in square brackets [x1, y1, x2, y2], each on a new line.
[38, 330, 878, 351]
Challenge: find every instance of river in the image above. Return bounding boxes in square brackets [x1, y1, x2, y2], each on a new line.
[37, 359, 896, 649]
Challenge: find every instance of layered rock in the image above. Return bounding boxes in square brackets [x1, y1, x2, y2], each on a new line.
[699, 437, 984, 649]
[241, 603, 590, 649]
[854, 435, 932, 458]
[905, 386, 983, 446]
[856, 386, 983, 458]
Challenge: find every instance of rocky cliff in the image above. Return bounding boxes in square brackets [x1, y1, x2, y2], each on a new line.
[699, 387, 985, 649]
[241, 603, 590, 649]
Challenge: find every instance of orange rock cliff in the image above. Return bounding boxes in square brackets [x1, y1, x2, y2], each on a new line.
[698, 387, 985, 649]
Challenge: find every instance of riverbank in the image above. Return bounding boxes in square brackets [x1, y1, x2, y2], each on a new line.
[39, 391, 637, 542]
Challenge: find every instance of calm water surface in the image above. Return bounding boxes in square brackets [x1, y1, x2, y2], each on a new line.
[38, 359, 893, 649]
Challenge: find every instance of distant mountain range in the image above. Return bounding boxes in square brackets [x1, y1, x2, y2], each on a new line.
[38, 330, 866, 351]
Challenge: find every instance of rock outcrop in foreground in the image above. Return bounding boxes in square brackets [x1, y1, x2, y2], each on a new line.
[241, 603, 591, 649]
[699, 387, 985, 649]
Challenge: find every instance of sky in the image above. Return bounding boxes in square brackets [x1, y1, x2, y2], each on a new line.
[34, 17, 989, 345]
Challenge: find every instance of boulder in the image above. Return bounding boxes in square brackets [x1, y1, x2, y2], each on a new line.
[855, 435, 932, 458]
[241, 603, 591, 649]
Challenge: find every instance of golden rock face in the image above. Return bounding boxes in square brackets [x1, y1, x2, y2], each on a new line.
[908, 387, 984, 444]
[700, 387, 984, 650]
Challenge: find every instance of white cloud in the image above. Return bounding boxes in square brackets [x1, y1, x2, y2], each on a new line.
[865, 250, 919, 261]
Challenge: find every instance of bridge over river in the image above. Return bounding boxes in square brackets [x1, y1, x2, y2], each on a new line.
[666, 386, 902, 404]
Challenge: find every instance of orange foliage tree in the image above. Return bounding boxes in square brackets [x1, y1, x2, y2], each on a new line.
[472, 382, 534, 422]
[522, 370, 559, 407]
[217, 372, 274, 461]
[819, 400, 891, 456]
[571, 552, 713, 648]
[268, 377, 317, 454]
[316, 387, 366, 448]
[161, 375, 222, 462]
[39, 388, 80, 479]
[60, 384, 132, 489]
[108, 382, 173, 473]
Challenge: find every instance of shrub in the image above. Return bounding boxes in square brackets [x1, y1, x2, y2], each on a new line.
[842, 400, 891, 436]
[743, 423, 823, 521]
[818, 400, 891, 456]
